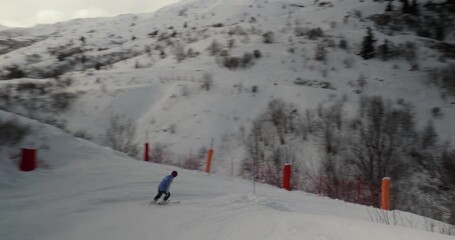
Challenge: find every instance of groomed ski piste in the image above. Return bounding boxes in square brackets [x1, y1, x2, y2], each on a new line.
[0, 110, 453, 240]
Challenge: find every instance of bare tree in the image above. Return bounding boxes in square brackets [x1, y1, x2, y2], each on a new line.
[151, 143, 166, 163]
[172, 42, 186, 62]
[347, 96, 417, 206]
[314, 42, 327, 63]
[242, 99, 300, 187]
[102, 114, 139, 157]
[207, 39, 223, 56]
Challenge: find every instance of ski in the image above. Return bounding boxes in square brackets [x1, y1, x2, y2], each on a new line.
[158, 200, 180, 205]
[149, 200, 180, 205]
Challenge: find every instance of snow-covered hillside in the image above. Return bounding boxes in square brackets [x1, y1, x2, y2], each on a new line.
[0, 110, 454, 239]
[1, 0, 454, 168]
[1, 0, 455, 230]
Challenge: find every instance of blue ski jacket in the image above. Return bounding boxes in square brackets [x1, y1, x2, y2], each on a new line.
[158, 175, 174, 192]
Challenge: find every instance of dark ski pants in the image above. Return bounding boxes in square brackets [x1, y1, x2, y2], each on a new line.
[154, 191, 170, 201]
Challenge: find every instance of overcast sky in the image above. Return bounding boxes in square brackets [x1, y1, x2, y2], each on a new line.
[0, 0, 181, 27]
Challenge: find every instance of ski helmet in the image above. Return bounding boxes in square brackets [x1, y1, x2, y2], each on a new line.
[172, 171, 178, 177]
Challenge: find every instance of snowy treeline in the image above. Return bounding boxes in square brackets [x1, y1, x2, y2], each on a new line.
[241, 96, 455, 225]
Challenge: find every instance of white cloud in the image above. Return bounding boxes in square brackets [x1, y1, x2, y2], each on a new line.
[0, 20, 26, 28]
[0, 0, 181, 27]
[37, 9, 66, 24]
[74, 7, 109, 19]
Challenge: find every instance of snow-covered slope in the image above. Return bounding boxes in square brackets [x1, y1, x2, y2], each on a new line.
[0, 111, 453, 239]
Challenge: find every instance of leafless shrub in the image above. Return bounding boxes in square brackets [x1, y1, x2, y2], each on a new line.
[253, 50, 262, 59]
[207, 39, 223, 56]
[172, 42, 186, 62]
[314, 43, 327, 62]
[151, 143, 166, 163]
[432, 107, 442, 117]
[428, 64, 455, 95]
[73, 130, 93, 140]
[201, 73, 214, 91]
[307, 27, 324, 40]
[241, 52, 254, 68]
[183, 155, 201, 170]
[263, 31, 275, 44]
[51, 92, 77, 112]
[181, 85, 190, 97]
[343, 57, 355, 69]
[169, 124, 177, 134]
[0, 118, 30, 146]
[339, 38, 348, 49]
[223, 57, 240, 69]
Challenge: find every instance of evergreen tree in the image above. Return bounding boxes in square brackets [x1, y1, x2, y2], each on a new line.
[360, 27, 376, 60]
[435, 24, 445, 41]
[385, 0, 394, 12]
[421, 121, 438, 149]
[314, 43, 327, 62]
[409, 0, 420, 15]
[402, 0, 411, 14]
[447, 0, 455, 13]
[378, 39, 391, 61]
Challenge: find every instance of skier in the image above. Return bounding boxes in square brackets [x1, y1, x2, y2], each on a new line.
[153, 171, 178, 203]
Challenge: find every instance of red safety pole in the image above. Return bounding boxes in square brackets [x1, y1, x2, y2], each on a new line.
[357, 176, 362, 204]
[319, 176, 323, 195]
[20, 148, 37, 172]
[283, 164, 291, 191]
[144, 143, 150, 161]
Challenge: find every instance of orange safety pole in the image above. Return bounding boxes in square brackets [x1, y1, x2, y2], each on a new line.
[205, 149, 214, 173]
[20, 148, 37, 172]
[283, 164, 291, 191]
[381, 177, 391, 210]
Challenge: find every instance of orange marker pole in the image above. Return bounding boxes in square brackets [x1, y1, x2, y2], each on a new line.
[381, 177, 391, 210]
[205, 139, 214, 173]
[205, 149, 214, 173]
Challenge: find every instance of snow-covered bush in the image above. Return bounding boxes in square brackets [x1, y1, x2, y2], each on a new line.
[73, 130, 93, 141]
[339, 38, 348, 49]
[207, 39, 223, 56]
[0, 118, 30, 146]
[51, 92, 77, 112]
[314, 43, 327, 62]
[307, 27, 324, 40]
[262, 31, 275, 44]
[253, 50, 262, 59]
[1, 65, 25, 79]
[201, 73, 214, 91]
